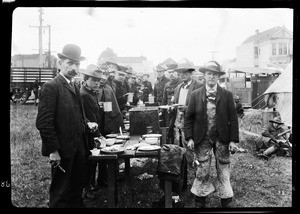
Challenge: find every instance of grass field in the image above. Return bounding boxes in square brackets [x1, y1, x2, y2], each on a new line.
[10, 104, 293, 208]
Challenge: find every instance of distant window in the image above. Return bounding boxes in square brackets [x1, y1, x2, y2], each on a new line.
[278, 43, 283, 55]
[254, 47, 258, 58]
[272, 43, 276, 55]
[283, 43, 287, 55]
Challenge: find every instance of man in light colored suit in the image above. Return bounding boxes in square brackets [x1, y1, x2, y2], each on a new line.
[36, 44, 98, 208]
[184, 61, 239, 208]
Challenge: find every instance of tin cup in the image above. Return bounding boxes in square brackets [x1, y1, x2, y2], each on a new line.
[127, 93, 134, 103]
[103, 102, 112, 112]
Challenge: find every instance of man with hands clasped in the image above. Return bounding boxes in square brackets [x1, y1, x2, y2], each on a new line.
[184, 61, 239, 208]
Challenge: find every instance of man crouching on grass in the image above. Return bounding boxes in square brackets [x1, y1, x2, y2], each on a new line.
[36, 44, 98, 208]
[184, 61, 239, 208]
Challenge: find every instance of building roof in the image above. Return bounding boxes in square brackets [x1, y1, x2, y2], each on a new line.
[227, 66, 282, 75]
[242, 26, 289, 44]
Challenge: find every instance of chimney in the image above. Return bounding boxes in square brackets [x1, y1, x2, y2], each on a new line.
[255, 29, 259, 35]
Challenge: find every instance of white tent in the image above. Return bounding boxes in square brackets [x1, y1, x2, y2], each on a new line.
[263, 61, 292, 127]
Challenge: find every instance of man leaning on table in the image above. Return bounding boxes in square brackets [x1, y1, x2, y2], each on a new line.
[184, 60, 239, 208]
[36, 44, 98, 208]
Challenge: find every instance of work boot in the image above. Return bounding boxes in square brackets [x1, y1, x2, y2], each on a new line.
[221, 197, 233, 208]
[195, 196, 206, 208]
[257, 145, 277, 160]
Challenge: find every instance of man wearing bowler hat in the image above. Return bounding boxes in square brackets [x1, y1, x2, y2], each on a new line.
[36, 44, 98, 207]
[184, 60, 239, 208]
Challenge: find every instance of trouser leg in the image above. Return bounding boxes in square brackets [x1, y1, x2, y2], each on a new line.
[67, 135, 88, 207]
[215, 159, 233, 199]
[190, 152, 215, 197]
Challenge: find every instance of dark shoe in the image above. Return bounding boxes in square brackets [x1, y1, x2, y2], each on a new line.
[195, 196, 206, 208]
[221, 198, 233, 208]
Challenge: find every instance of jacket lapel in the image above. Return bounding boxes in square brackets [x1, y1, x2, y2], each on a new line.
[200, 86, 206, 103]
[216, 84, 223, 106]
[185, 79, 195, 106]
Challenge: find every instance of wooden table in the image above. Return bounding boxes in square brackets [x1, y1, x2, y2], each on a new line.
[89, 135, 163, 208]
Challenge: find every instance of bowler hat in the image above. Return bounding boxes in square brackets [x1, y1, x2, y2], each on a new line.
[80, 64, 103, 79]
[57, 44, 85, 62]
[199, 61, 225, 75]
[269, 117, 284, 124]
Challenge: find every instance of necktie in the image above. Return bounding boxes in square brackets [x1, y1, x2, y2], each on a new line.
[182, 82, 188, 89]
[207, 88, 216, 101]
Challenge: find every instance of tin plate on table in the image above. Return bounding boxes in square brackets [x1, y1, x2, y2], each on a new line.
[137, 145, 161, 152]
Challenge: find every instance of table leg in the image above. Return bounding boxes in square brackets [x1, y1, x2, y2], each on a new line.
[160, 127, 167, 145]
[164, 180, 173, 208]
[124, 158, 130, 182]
[107, 159, 118, 208]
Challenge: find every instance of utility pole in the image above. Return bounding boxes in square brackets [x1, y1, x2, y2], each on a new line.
[209, 51, 218, 60]
[29, 8, 51, 67]
[47, 25, 51, 68]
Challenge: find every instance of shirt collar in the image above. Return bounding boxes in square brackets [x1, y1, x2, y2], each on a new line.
[59, 72, 71, 84]
[206, 84, 217, 92]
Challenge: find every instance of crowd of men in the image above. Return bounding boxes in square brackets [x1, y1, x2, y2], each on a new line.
[35, 43, 291, 208]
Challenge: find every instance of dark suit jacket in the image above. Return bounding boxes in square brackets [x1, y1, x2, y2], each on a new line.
[80, 85, 102, 143]
[184, 84, 239, 145]
[98, 84, 124, 134]
[154, 75, 170, 105]
[36, 74, 89, 158]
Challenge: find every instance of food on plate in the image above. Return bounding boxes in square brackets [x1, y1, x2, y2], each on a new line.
[101, 145, 125, 153]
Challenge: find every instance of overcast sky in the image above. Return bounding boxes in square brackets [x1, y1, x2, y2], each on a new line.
[11, 7, 293, 67]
